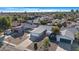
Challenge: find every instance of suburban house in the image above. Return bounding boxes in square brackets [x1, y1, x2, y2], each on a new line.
[12, 25, 23, 34]
[0, 35, 4, 43]
[22, 23, 38, 30]
[33, 17, 40, 24]
[76, 21, 79, 26]
[30, 25, 52, 42]
[49, 27, 78, 44]
[4, 29, 12, 35]
[56, 29, 75, 44]
[30, 26, 47, 42]
[11, 21, 24, 33]
[12, 21, 21, 27]
[75, 26, 79, 31]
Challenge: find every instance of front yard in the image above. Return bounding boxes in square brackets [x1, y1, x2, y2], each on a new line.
[26, 37, 71, 51]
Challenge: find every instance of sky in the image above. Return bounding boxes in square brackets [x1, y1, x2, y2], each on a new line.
[0, 0, 78, 12]
[0, 0, 79, 7]
[0, 7, 79, 12]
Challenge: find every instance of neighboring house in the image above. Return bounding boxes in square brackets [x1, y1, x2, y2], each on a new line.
[12, 21, 21, 27]
[30, 25, 52, 42]
[52, 19, 61, 24]
[27, 20, 33, 24]
[33, 17, 40, 24]
[56, 29, 75, 44]
[22, 23, 38, 30]
[0, 35, 4, 43]
[30, 26, 47, 42]
[76, 21, 79, 26]
[67, 22, 76, 28]
[75, 18, 79, 21]
[4, 29, 12, 35]
[12, 25, 23, 34]
[75, 26, 79, 31]
[41, 25, 52, 36]
[12, 21, 23, 33]
[67, 27, 78, 34]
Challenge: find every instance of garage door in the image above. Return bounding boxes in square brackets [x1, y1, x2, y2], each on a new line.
[60, 38, 71, 44]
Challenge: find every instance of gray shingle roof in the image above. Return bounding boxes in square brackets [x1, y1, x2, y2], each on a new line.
[31, 26, 46, 34]
[31, 25, 52, 35]
[61, 29, 75, 40]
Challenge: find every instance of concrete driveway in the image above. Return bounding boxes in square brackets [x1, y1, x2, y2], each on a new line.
[56, 42, 71, 51]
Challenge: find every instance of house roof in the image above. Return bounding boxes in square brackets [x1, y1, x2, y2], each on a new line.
[31, 25, 52, 34]
[22, 23, 37, 29]
[67, 27, 78, 34]
[61, 29, 74, 40]
[31, 26, 46, 34]
[12, 21, 20, 27]
[33, 17, 40, 23]
[0, 35, 4, 41]
[12, 25, 23, 31]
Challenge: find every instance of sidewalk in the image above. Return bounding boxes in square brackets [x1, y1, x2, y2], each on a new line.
[3, 41, 16, 47]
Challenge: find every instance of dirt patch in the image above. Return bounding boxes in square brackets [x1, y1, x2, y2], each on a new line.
[4, 33, 29, 45]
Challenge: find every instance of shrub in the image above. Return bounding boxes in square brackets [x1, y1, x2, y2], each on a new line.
[34, 43, 38, 50]
[40, 20, 47, 25]
[43, 37, 50, 51]
[52, 26, 60, 35]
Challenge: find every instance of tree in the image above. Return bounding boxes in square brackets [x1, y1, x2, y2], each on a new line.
[34, 42, 38, 50]
[53, 13, 64, 19]
[6, 16, 12, 28]
[52, 26, 60, 35]
[75, 32, 79, 44]
[13, 15, 18, 21]
[3, 16, 12, 29]
[0, 29, 3, 33]
[76, 10, 79, 13]
[40, 20, 47, 25]
[62, 22, 67, 27]
[71, 9, 74, 13]
[43, 37, 50, 51]
[0, 16, 12, 31]
[67, 16, 75, 21]
[53, 22, 62, 28]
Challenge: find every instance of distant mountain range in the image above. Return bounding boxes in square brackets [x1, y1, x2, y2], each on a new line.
[0, 7, 79, 12]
